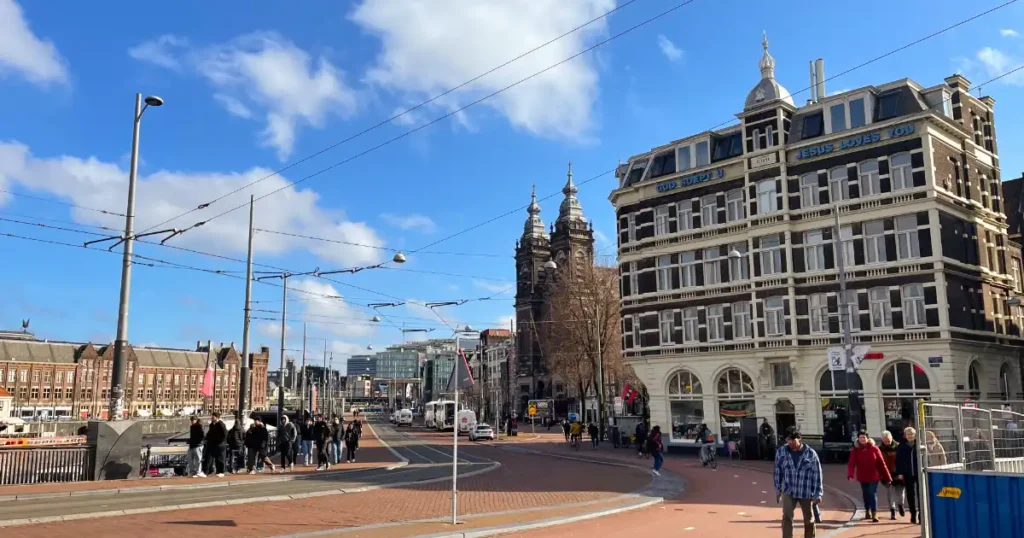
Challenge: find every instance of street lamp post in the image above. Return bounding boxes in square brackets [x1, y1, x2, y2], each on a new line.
[108, 93, 163, 421]
[831, 208, 861, 441]
[451, 325, 478, 525]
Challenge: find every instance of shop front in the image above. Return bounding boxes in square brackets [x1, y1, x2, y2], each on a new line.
[667, 369, 704, 442]
[716, 368, 756, 443]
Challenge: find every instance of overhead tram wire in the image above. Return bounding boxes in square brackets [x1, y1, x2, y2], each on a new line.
[401, 0, 1021, 257]
[0, 189, 125, 217]
[254, 228, 510, 259]
[136, 0, 645, 236]
[164, 0, 704, 241]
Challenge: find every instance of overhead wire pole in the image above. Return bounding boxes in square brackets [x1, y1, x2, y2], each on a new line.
[301, 323, 307, 417]
[278, 274, 289, 427]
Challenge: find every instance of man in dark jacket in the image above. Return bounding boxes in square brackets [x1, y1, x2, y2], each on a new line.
[278, 415, 298, 471]
[186, 416, 205, 477]
[203, 411, 229, 477]
[895, 426, 921, 524]
[227, 420, 245, 473]
[354, 419, 362, 439]
[343, 423, 359, 463]
[244, 416, 277, 474]
[313, 414, 331, 470]
[300, 416, 315, 466]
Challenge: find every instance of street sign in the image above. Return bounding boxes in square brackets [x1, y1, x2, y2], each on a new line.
[528, 404, 537, 417]
[613, 396, 624, 415]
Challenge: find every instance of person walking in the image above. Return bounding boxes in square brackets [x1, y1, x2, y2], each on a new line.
[244, 416, 277, 474]
[331, 418, 344, 464]
[648, 425, 664, 476]
[204, 411, 228, 477]
[562, 419, 571, 442]
[895, 427, 921, 524]
[278, 415, 298, 471]
[587, 422, 600, 449]
[344, 422, 359, 463]
[635, 422, 648, 458]
[227, 419, 245, 474]
[847, 431, 892, 522]
[773, 428, 822, 538]
[186, 415, 206, 478]
[313, 414, 331, 471]
[878, 430, 905, 520]
[300, 416, 315, 466]
[354, 419, 363, 439]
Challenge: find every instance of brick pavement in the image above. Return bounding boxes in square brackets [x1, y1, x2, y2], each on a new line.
[8, 437, 653, 537]
[0, 434, 396, 498]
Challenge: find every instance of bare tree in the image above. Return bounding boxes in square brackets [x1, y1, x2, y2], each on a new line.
[540, 258, 626, 425]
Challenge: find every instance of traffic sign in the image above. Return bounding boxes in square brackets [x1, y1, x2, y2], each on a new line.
[528, 404, 537, 417]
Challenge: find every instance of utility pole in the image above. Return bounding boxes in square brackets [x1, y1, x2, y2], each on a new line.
[108, 93, 163, 421]
[276, 274, 288, 427]
[595, 310, 605, 439]
[832, 207, 861, 441]
[237, 196, 255, 422]
[322, 340, 327, 414]
[300, 323, 307, 417]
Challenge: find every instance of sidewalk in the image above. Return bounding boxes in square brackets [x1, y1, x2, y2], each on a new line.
[0, 433, 398, 499]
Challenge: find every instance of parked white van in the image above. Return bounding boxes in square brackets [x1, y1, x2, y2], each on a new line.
[456, 409, 477, 435]
[397, 409, 413, 426]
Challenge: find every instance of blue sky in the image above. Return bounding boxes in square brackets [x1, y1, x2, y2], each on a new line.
[1, 0, 1022, 373]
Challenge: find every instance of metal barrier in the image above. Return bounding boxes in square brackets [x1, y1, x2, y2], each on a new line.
[920, 402, 1024, 538]
[0, 445, 94, 485]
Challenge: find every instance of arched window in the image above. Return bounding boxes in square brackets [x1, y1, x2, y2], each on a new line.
[968, 361, 982, 399]
[717, 368, 755, 442]
[880, 361, 931, 441]
[818, 370, 865, 443]
[667, 370, 704, 442]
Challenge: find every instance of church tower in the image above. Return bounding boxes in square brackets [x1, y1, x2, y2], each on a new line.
[515, 186, 551, 405]
[549, 162, 595, 272]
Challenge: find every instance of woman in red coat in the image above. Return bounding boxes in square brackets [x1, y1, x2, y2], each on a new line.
[847, 431, 892, 522]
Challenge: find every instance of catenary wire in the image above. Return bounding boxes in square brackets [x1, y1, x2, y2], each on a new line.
[253, 228, 510, 259]
[0, 188, 125, 217]
[137, 0, 645, 236]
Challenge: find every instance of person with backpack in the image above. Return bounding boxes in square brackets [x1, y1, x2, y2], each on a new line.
[343, 422, 359, 463]
[278, 415, 298, 471]
[648, 425, 664, 476]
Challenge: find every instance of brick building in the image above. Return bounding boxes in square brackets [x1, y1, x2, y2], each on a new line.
[608, 35, 1024, 448]
[0, 334, 270, 419]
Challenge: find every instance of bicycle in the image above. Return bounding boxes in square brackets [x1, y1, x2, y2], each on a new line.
[570, 434, 581, 451]
[700, 444, 718, 469]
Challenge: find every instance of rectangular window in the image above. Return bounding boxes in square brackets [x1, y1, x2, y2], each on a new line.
[829, 167, 849, 202]
[654, 206, 670, 236]
[839, 226, 855, 267]
[902, 284, 926, 328]
[772, 363, 793, 388]
[656, 255, 675, 292]
[1013, 259, 1022, 292]
[761, 235, 783, 275]
[726, 189, 744, 222]
[810, 293, 828, 334]
[677, 202, 693, 231]
[31, 388, 39, 399]
[864, 220, 886, 264]
[680, 251, 698, 287]
[803, 112, 824, 139]
[701, 195, 717, 226]
[627, 214, 636, 242]
[830, 104, 847, 133]
[729, 242, 749, 280]
[849, 98, 866, 128]
[757, 180, 777, 214]
[43, 371, 51, 383]
[800, 173, 819, 208]
[732, 302, 751, 339]
[695, 141, 709, 167]
[704, 248, 722, 285]
[804, 230, 826, 271]
[43, 387, 50, 399]
[896, 215, 920, 260]
[677, 146, 692, 171]
[870, 287, 893, 329]
[754, 128, 765, 151]
[20, 370, 27, 383]
[877, 92, 900, 120]
[859, 160, 880, 196]
[682, 308, 699, 343]
[890, 153, 913, 191]
[632, 315, 640, 347]
[765, 125, 774, 148]
[6, 370, 13, 383]
[708, 305, 725, 342]
[765, 296, 786, 336]
[659, 311, 674, 346]
[32, 371, 39, 382]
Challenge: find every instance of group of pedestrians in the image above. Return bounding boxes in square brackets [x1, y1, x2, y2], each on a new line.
[183, 412, 363, 477]
[847, 428, 921, 524]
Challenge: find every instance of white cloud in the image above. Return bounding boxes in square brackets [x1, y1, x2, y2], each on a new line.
[128, 34, 188, 70]
[290, 278, 378, 339]
[255, 320, 287, 340]
[349, 0, 615, 141]
[656, 35, 683, 62]
[829, 89, 851, 96]
[495, 314, 515, 329]
[472, 279, 513, 294]
[380, 212, 436, 233]
[593, 229, 610, 244]
[976, 47, 1024, 85]
[129, 32, 358, 160]
[0, 141, 387, 267]
[0, 0, 68, 85]
[1000, 29, 1019, 37]
[214, 93, 253, 119]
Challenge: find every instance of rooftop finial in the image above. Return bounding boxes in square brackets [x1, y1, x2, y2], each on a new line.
[759, 30, 775, 79]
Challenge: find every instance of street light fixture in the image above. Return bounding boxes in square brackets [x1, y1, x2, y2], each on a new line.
[372, 315, 382, 323]
[729, 249, 744, 259]
[393, 252, 407, 264]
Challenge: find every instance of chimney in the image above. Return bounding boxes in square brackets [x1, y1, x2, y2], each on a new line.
[809, 60, 817, 103]
[815, 58, 826, 100]
[196, 340, 201, 351]
[230, 341, 234, 348]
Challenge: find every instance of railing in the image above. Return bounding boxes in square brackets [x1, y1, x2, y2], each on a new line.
[920, 403, 1024, 474]
[0, 445, 94, 485]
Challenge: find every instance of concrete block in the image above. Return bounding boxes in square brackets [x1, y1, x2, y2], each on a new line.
[87, 419, 142, 481]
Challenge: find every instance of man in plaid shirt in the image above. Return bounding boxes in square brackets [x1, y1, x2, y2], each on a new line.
[774, 427, 823, 538]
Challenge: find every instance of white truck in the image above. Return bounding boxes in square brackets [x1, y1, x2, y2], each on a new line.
[456, 409, 477, 435]
[397, 409, 413, 427]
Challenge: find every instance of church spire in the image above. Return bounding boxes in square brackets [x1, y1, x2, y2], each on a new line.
[759, 31, 775, 79]
[557, 162, 585, 224]
[522, 184, 547, 239]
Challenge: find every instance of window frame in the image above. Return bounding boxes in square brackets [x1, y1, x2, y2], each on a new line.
[800, 172, 819, 208]
[890, 153, 913, 191]
[869, 287, 893, 330]
[707, 305, 725, 342]
[701, 195, 717, 227]
[902, 283, 926, 328]
[864, 220, 886, 264]
[703, 248, 722, 286]
[772, 363, 794, 388]
[757, 180, 777, 214]
[839, 225, 855, 267]
[765, 296, 786, 336]
[656, 255, 675, 292]
[677, 202, 693, 232]
[895, 215, 920, 260]
[682, 308, 699, 343]
[732, 301, 751, 339]
[840, 289, 859, 333]
[809, 293, 828, 334]
[858, 160, 881, 197]
[760, 235, 783, 275]
[680, 251, 698, 287]
[804, 230, 826, 272]
[659, 310, 675, 346]
[829, 166, 849, 202]
[654, 205, 670, 236]
[829, 103, 847, 133]
[729, 242, 749, 281]
[726, 189, 744, 222]
[803, 112, 824, 139]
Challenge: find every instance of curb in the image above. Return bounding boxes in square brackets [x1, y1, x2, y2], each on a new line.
[0, 462, 501, 528]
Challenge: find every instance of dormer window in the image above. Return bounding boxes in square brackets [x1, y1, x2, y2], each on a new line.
[803, 112, 824, 139]
[625, 159, 647, 187]
[695, 140, 710, 167]
[876, 91, 901, 121]
[712, 132, 743, 162]
[648, 151, 676, 180]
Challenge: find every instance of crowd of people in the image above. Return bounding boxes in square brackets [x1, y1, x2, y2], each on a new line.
[184, 411, 364, 477]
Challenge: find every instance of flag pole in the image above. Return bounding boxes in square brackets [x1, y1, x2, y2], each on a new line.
[452, 335, 459, 525]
